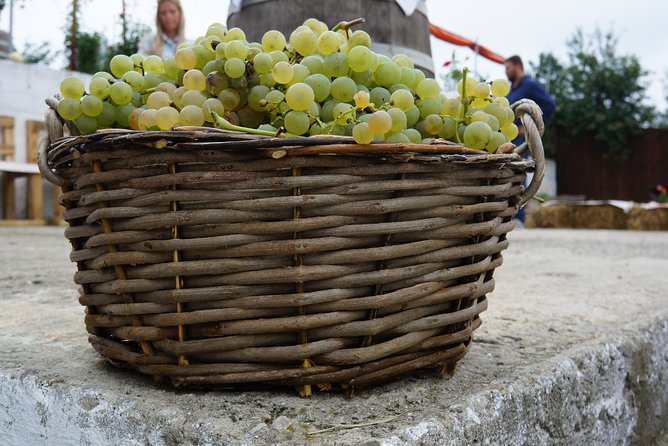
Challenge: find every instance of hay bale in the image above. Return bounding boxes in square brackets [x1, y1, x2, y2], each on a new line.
[627, 206, 668, 231]
[527, 204, 626, 229]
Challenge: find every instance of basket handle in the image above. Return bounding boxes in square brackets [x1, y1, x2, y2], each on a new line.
[510, 99, 545, 206]
[38, 97, 75, 186]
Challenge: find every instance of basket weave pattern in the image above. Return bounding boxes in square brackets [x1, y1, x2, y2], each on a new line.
[40, 101, 543, 390]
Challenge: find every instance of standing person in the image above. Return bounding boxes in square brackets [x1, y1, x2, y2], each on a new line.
[505, 55, 556, 144]
[505, 55, 556, 224]
[140, 0, 186, 59]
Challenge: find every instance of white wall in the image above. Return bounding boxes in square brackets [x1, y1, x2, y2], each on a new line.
[0, 60, 92, 218]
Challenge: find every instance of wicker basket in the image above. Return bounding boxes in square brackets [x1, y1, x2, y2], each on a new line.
[39, 99, 545, 394]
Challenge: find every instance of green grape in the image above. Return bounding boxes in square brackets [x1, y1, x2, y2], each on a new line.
[123, 70, 145, 92]
[75, 114, 98, 134]
[175, 48, 197, 70]
[164, 57, 180, 78]
[225, 58, 246, 78]
[403, 128, 422, 143]
[109, 82, 133, 105]
[435, 116, 455, 139]
[303, 18, 328, 36]
[373, 54, 390, 70]
[262, 30, 286, 52]
[57, 98, 81, 120]
[202, 60, 217, 75]
[441, 97, 460, 116]
[410, 69, 426, 89]
[405, 105, 420, 127]
[291, 28, 318, 56]
[225, 27, 246, 42]
[318, 30, 340, 55]
[246, 45, 262, 61]
[143, 55, 164, 74]
[418, 98, 441, 118]
[470, 110, 488, 123]
[202, 98, 225, 122]
[89, 77, 110, 99]
[144, 73, 162, 92]
[457, 76, 478, 96]
[156, 82, 177, 98]
[399, 66, 415, 87]
[370, 87, 391, 107]
[179, 105, 205, 126]
[219, 88, 241, 110]
[385, 132, 410, 143]
[147, 91, 172, 109]
[286, 65, 309, 88]
[237, 106, 265, 128]
[60, 76, 85, 99]
[223, 40, 246, 59]
[285, 82, 315, 111]
[248, 85, 270, 111]
[501, 122, 519, 140]
[173, 86, 187, 108]
[323, 52, 348, 78]
[253, 52, 274, 74]
[472, 82, 491, 99]
[463, 121, 493, 149]
[351, 69, 374, 86]
[423, 114, 444, 135]
[389, 83, 410, 94]
[301, 55, 325, 74]
[329, 124, 346, 136]
[392, 54, 414, 69]
[80, 95, 103, 117]
[130, 53, 144, 66]
[109, 55, 134, 78]
[156, 106, 181, 130]
[215, 41, 227, 57]
[347, 46, 374, 72]
[367, 110, 392, 134]
[352, 122, 373, 144]
[183, 69, 206, 91]
[127, 108, 143, 130]
[269, 50, 289, 64]
[390, 89, 414, 112]
[320, 98, 340, 122]
[416, 78, 441, 99]
[471, 97, 488, 108]
[92, 71, 114, 81]
[349, 30, 372, 48]
[330, 76, 356, 102]
[457, 124, 466, 141]
[307, 101, 320, 119]
[304, 74, 331, 102]
[258, 123, 278, 133]
[487, 114, 500, 132]
[284, 110, 310, 135]
[387, 107, 407, 132]
[131, 91, 142, 107]
[494, 96, 510, 107]
[113, 104, 134, 127]
[506, 107, 515, 124]
[483, 102, 508, 128]
[333, 102, 354, 124]
[95, 102, 116, 126]
[272, 61, 294, 84]
[354, 90, 370, 108]
[485, 131, 507, 152]
[206, 23, 227, 39]
[265, 89, 285, 104]
[182, 90, 206, 107]
[491, 79, 511, 97]
[374, 62, 401, 88]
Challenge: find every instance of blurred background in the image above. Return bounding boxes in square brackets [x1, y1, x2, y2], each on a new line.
[0, 0, 667, 229]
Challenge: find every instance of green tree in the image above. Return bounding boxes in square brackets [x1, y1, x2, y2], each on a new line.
[22, 41, 55, 64]
[530, 28, 655, 161]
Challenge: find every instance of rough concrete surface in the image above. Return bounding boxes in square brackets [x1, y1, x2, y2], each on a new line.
[0, 227, 667, 446]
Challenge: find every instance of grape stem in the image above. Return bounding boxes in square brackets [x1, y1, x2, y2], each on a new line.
[212, 111, 297, 137]
[332, 18, 366, 33]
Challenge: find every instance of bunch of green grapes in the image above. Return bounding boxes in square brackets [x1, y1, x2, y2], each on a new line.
[54, 18, 517, 153]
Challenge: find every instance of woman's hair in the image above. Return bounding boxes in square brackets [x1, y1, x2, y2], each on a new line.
[151, 0, 186, 57]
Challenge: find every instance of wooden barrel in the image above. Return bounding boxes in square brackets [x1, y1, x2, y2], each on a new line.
[227, 0, 434, 75]
[0, 31, 11, 59]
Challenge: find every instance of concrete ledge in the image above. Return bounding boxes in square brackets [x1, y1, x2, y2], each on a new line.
[1, 228, 667, 445]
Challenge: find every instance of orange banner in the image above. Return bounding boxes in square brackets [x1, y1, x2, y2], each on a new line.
[428, 23, 506, 65]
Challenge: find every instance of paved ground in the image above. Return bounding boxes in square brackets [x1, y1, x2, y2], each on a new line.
[0, 227, 667, 445]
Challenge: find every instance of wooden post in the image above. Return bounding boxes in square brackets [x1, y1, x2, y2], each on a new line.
[26, 120, 46, 220]
[0, 116, 16, 219]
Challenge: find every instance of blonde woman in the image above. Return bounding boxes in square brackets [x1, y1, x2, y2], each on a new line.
[140, 0, 186, 59]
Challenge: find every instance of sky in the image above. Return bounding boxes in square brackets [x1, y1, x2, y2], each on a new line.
[1, 0, 666, 110]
